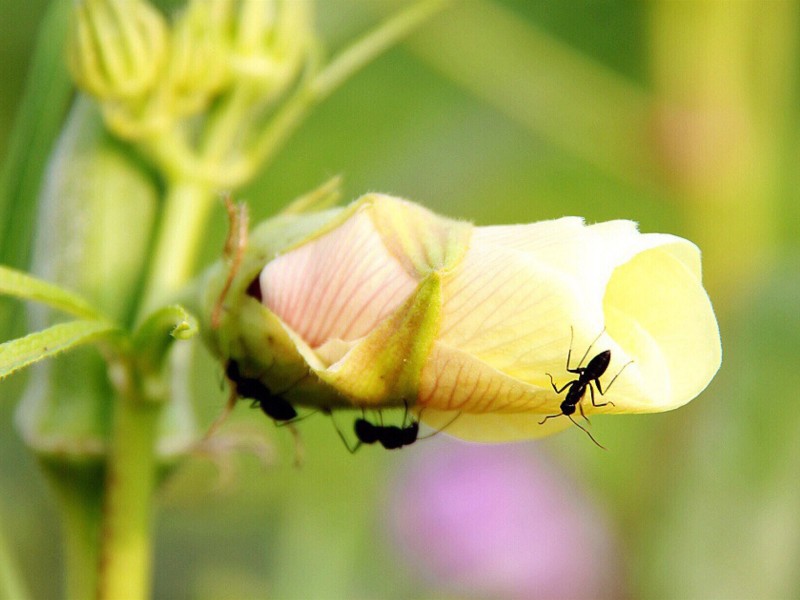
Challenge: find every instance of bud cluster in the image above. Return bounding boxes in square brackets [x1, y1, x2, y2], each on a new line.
[68, 0, 315, 186]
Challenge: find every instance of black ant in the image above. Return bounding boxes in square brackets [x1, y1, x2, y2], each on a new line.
[333, 403, 460, 453]
[225, 361, 298, 422]
[539, 327, 632, 450]
[353, 416, 420, 450]
[205, 361, 305, 465]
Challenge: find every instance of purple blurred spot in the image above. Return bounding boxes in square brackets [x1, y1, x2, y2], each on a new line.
[386, 442, 622, 599]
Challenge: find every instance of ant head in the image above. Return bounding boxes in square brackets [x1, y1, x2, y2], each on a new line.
[560, 400, 577, 416]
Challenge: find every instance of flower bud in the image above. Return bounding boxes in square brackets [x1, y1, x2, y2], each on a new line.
[68, 0, 168, 101]
[226, 0, 314, 93]
[164, 0, 233, 119]
[205, 194, 721, 442]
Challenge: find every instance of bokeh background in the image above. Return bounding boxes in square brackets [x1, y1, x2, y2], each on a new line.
[2, 1, 800, 598]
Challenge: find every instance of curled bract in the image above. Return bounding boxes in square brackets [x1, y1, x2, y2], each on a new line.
[204, 194, 721, 443]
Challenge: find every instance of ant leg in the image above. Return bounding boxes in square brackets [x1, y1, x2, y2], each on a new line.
[275, 410, 317, 428]
[589, 382, 615, 409]
[547, 373, 572, 394]
[401, 400, 409, 427]
[204, 387, 238, 440]
[330, 412, 361, 454]
[578, 398, 591, 425]
[538, 413, 563, 425]
[567, 414, 607, 450]
[417, 409, 462, 440]
[286, 423, 305, 468]
[596, 359, 633, 396]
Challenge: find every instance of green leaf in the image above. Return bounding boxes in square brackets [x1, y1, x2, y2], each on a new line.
[0, 264, 105, 320]
[0, 320, 120, 381]
[0, 0, 73, 268]
[132, 305, 198, 372]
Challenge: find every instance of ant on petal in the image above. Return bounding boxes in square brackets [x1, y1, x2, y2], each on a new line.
[333, 402, 459, 453]
[206, 360, 306, 466]
[540, 327, 632, 450]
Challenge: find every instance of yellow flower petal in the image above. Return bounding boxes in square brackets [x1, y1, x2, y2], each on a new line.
[419, 407, 572, 443]
[603, 239, 721, 411]
[436, 225, 606, 392]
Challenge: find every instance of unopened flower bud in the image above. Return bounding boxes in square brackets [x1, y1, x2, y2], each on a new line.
[165, 0, 232, 118]
[68, 0, 167, 101]
[226, 0, 314, 92]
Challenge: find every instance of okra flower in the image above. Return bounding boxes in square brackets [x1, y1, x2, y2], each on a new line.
[205, 195, 721, 442]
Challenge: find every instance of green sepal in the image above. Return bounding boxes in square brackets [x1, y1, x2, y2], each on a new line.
[309, 272, 443, 407]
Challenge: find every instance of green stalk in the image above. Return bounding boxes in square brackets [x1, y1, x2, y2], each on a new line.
[238, 0, 452, 184]
[42, 462, 105, 600]
[137, 180, 215, 319]
[96, 380, 161, 600]
[0, 506, 30, 600]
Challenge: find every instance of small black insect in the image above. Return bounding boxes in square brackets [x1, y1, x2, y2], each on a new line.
[354, 417, 420, 450]
[333, 402, 462, 453]
[332, 402, 420, 453]
[539, 328, 632, 449]
[225, 361, 298, 422]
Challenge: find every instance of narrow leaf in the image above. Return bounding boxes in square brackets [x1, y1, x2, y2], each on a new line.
[0, 0, 73, 267]
[0, 264, 105, 320]
[0, 320, 120, 381]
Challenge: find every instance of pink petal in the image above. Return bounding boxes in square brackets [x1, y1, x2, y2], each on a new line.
[260, 209, 417, 348]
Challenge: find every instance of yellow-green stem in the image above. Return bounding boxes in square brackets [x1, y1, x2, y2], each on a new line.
[42, 461, 104, 600]
[239, 0, 452, 184]
[97, 392, 162, 600]
[0, 502, 31, 600]
[137, 180, 215, 319]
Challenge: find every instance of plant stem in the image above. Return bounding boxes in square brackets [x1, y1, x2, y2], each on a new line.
[0, 503, 30, 600]
[137, 180, 215, 319]
[240, 0, 452, 183]
[97, 384, 162, 600]
[43, 461, 105, 600]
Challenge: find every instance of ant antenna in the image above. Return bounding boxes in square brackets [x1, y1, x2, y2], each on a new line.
[415, 408, 462, 441]
[574, 325, 607, 370]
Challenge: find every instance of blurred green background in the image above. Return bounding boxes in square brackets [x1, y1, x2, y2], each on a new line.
[2, 1, 800, 598]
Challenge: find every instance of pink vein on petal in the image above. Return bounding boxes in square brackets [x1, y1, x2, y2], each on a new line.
[261, 210, 416, 348]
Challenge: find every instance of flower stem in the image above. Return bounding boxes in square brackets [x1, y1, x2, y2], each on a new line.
[43, 461, 104, 600]
[97, 383, 162, 600]
[241, 0, 452, 182]
[0, 503, 30, 600]
[314, 0, 451, 98]
[137, 180, 215, 319]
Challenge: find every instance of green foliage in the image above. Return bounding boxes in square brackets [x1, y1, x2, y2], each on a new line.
[0, 320, 119, 382]
[0, 265, 104, 321]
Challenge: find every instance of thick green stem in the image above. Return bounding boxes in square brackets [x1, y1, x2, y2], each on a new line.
[42, 461, 105, 600]
[137, 180, 215, 319]
[97, 389, 162, 600]
[0, 503, 31, 600]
